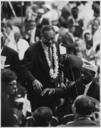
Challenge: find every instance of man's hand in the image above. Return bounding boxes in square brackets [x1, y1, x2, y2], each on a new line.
[41, 88, 55, 96]
[58, 82, 66, 89]
[32, 79, 43, 93]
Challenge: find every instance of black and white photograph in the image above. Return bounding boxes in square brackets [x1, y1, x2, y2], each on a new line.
[1, 0, 100, 127]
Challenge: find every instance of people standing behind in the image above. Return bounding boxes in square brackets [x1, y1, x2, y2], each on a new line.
[58, 4, 71, 29]
[22, 6, 37, 45]
[61, 32, 77, 55]
[82, 30, 95, 63]
[3, 23, 17, 51]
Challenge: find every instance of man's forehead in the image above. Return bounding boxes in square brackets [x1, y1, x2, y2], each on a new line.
[43, 30, 55, 38]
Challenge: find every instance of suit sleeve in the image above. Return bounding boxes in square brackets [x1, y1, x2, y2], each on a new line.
[22, 49, 36, 84]
[10, 51, 21, 77]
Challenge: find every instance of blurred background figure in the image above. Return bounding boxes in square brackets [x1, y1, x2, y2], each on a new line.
[3, 23, 16, 50]
[14, 32, 29, 60]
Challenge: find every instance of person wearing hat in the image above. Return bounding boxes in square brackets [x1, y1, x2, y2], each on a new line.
[62, 54, 99, 101]
[65, 95, 100, 126]
[22, 25, 66, 111]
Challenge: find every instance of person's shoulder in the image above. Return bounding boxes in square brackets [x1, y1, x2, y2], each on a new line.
[3, 46, 18, 54]
[65, 119, 98, 126]
[26, 41, 41, 53]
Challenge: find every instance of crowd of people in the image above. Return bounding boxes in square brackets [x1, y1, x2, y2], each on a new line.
[1, 1, 100, 127]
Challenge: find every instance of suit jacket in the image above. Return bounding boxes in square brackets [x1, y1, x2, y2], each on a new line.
[1, 46, 20, 74]
[22, 41, 64, 95]
[65, 117, 98, 126]
[64, 78, 100, 102]
[87, 79, 100, 101]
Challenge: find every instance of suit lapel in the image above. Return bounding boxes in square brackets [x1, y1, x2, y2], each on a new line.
[38, 42, 50, 73]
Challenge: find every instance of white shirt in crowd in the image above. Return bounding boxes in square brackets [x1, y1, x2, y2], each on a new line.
[93, 27, 101, 51]
[16, 38, 29, 60]
[5, 31, 17, 50]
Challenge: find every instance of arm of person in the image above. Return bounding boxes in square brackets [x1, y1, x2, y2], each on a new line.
[22, 48, 36, 83]
[21, 47, 43, 92]
[41, 87, 66, 98]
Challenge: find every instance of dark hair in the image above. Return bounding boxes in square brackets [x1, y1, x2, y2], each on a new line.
[41, 25, 55, 37]
[59, 17, 68, 28]
[67, 17, 74, 28]
[61, 6, 71, 18]
[71, 6, 79, 19]
[33, 106, 53, 126]
[1, 69, 17, 84]
[40, 18, 50, 27]
[96, 44, 100, 52]
[92, 2, 100, 17]
[41, 25, 55, 33]
[74, 95, 96, 116]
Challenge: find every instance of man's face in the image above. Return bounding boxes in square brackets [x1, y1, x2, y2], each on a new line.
[6, 27, 12, 35]
[8, 80, 18, 95]
[85, 33, 92, 41]
[72, 8, 78, 19]
[42, 30, 55, 47]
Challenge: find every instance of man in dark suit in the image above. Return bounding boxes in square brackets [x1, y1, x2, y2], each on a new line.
[85, 78, 100, 101]
[65, 95, 99, 126]
[56, 54, 99, 117]
[63, 54, 99, 100]
[22, 25, 65, 111]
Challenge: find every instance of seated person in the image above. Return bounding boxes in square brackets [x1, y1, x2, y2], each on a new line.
[1, 69, 19, 126]
[1, 69, 31, 126]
